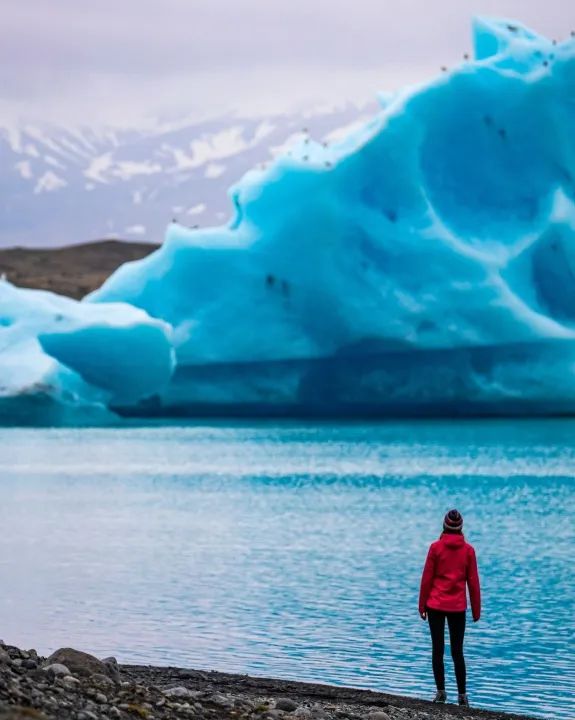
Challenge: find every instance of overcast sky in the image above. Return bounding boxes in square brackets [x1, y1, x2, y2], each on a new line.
[1, 0, 573, 128]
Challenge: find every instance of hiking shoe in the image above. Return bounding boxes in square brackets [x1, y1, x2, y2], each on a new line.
[433, 691, 447, 703]
[458, 694, 470, 707]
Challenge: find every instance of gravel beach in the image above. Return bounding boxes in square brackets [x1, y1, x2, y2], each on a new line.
[0, 642, 540, 720]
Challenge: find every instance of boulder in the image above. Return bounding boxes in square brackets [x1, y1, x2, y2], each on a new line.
[44, 648, 117, 680]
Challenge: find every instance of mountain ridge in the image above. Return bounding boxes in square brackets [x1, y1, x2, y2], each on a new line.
[0, 103, 374, 248]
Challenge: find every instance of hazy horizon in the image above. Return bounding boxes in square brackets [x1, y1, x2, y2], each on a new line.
[2, 1, 573, 130]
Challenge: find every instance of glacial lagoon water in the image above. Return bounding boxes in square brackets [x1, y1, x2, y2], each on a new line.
[0, 421, 574, 719]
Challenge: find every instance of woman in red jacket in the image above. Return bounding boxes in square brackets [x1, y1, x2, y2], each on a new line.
[419, 509, 481, 708]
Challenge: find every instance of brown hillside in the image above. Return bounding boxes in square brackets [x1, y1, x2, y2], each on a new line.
[0, 239, 159, 299]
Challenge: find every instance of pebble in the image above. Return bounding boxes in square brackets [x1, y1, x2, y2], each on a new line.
[164, 686, 197, 699]
[210, 691, 233, 707]
[368, 713, 390, 720]
[0, 648, 11, 664]
[42, 663, 70, 677]
[294, 709, 312, 719]
[60, 675, 80, 689]
[91, 673, 115, 689]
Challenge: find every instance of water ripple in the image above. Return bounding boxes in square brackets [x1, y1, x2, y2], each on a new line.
[0, 420, 574, 719]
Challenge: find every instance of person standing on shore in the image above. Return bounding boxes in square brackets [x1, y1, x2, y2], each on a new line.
[418, 509, 481, 708]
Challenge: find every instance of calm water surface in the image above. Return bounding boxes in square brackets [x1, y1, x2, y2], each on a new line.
[0, 421, 574, 719]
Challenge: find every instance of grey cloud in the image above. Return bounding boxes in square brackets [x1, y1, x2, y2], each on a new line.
[1, 0, 573, 125]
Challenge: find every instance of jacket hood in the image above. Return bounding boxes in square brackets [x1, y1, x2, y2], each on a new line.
[440, 532, 465, 549]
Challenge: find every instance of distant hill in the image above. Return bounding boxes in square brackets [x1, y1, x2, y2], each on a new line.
[0, 240, 159, 299]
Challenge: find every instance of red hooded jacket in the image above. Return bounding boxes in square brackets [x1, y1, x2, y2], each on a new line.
[419, 533, 481, 620]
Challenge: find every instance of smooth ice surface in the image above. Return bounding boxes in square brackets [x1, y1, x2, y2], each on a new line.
[0, 282, 174, 424]
[3, 18, 575, 422]
[1, 420, 574, 718]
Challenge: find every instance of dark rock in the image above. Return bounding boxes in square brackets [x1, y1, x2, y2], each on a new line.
[102, 656, 121, 681]
[26, 669, 48, 682]
[276, 699, 299, 713]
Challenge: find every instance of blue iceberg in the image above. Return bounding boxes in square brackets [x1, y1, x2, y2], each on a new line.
[3, 17, 575, 423]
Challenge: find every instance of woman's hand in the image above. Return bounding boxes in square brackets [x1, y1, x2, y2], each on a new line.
[420, 610, 427, 620]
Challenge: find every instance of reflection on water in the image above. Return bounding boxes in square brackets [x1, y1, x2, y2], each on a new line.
[0, 420, 574, 719]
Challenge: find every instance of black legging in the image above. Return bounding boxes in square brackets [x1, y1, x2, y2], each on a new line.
[427, 607, 466, 694]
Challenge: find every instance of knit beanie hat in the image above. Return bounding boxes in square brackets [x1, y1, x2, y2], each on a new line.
[443, 509, 463, 532]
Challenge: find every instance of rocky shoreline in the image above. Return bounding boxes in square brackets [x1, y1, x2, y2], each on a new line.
[0, 643, 539, 720]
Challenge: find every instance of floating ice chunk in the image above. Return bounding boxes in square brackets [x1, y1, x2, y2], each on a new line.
[0, 282, 174, 424]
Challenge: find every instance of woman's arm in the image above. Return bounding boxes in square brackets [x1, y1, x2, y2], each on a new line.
[418, 544, 436, 618]
[467, 546, 481, 621]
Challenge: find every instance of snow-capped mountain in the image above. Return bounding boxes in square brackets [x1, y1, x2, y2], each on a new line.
[0, 104, 373, 248]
